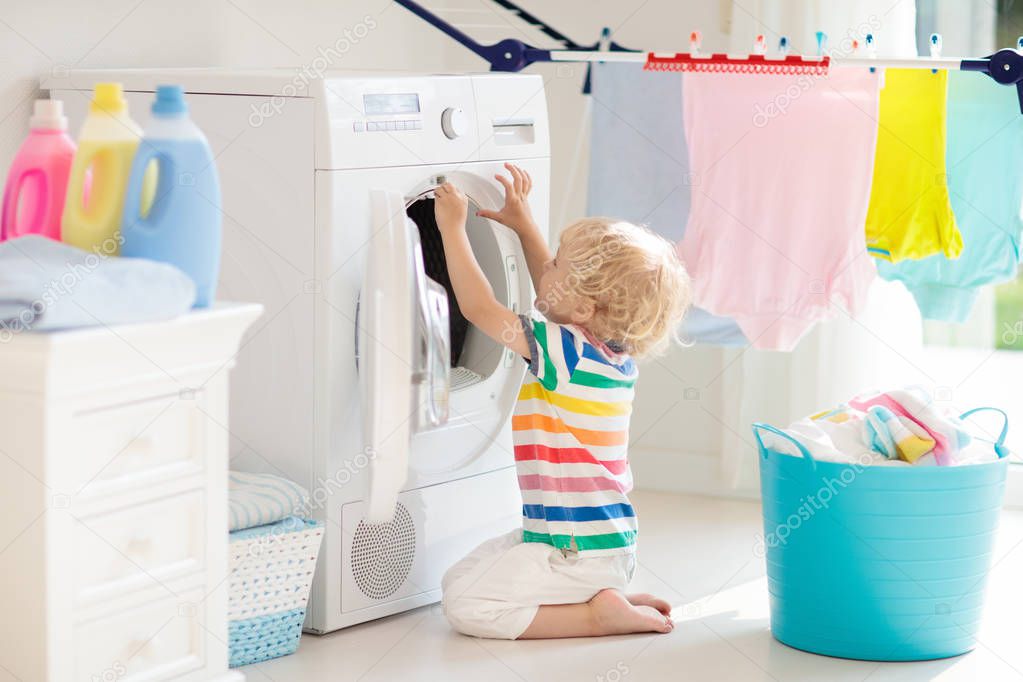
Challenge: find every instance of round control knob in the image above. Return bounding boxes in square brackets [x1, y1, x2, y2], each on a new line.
[441, 107, 468, 139]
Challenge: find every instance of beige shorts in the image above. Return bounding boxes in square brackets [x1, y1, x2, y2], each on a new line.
[441, 529, 636, 639]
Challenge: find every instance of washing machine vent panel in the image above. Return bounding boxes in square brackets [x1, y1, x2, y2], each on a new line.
[351, 502, 417, 600]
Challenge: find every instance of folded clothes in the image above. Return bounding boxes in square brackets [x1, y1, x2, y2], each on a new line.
[761, 387, 997, 467]
[229, 470, 311, 531]
[0, 235, 196, 333]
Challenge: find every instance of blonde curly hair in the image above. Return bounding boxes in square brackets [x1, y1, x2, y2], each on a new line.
[558, 217, 691, 358]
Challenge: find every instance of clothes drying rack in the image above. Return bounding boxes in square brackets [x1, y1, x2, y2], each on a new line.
[394, 0, 1023, 110]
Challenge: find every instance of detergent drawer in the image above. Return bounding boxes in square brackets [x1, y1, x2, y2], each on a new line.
[339, 466, 520, 613]
[470, 74, 549, 162]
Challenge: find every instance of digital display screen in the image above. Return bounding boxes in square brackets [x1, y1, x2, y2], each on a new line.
[363, 93, 421, 116]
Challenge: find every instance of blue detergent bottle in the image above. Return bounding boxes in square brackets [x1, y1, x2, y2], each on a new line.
[121, 85, 221, 307]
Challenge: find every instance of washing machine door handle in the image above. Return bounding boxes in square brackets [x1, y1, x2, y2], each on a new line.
[361, 189, 416, 525]
[413, 262, 451, 430]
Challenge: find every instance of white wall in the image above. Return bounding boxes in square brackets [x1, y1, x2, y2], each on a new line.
[0, 0, 729, 482]
[0, 0, 729, 226]
[0, 0, 455, 180]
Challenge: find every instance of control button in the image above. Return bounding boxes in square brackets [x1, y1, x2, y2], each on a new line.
[441, 107, 468, 139]
[367, 121, 379, 132]
[411, 119, 422, 130]
[353, 121, 365, 132]
[397, 120, 408, 130]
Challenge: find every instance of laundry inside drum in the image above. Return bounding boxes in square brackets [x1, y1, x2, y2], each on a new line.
[405, 197, 509, 388]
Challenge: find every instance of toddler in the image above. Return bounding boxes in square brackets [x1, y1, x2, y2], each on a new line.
[434, 163, 690, 639]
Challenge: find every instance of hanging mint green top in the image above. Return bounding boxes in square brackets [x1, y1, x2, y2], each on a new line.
[878, 72, 1023, 322]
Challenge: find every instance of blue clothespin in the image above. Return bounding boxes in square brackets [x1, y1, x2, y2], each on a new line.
[866, 33, 877, 73]
[582, 26, 612, 95]
[778, 36, 789, 57]
[815, 31, 827, 57]
[930, 33, 942, 74]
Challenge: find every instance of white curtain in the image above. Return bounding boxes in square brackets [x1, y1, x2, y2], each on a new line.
[715, 281, 925, 492]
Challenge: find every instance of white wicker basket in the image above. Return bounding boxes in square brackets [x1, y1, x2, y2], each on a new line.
[228, 517, 324, 667]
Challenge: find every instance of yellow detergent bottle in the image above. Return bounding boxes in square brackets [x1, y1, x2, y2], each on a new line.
[62, 83, 154, 254]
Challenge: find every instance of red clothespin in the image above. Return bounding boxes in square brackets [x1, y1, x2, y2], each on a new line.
[690, 31, 702, 57]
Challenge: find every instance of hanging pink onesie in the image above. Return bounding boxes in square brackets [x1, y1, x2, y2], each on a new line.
[678, 69, 880, 351]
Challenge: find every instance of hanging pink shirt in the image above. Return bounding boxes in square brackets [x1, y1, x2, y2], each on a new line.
[678, 69, 880, 351]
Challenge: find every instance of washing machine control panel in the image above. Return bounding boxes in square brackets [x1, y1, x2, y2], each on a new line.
[317, 74, 548, 169]
[352, 91, 424, 133]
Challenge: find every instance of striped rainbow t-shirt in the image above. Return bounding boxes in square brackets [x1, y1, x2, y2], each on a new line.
[514, 313, 638, 557]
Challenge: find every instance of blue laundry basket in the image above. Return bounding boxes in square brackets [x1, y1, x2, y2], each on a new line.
[751, 408, 1010, 661]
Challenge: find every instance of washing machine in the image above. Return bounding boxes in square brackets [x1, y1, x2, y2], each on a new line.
[45, 68, 550, 632]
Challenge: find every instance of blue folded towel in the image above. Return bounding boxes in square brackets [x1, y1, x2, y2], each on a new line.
[0, 235, 196, 334]
[229, 470, 311, 532]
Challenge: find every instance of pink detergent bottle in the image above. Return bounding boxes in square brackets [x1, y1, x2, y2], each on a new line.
[1, 100, 76, 242]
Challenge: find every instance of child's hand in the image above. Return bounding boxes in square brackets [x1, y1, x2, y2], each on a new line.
[477, 163, 535, 233]
[434, 182, 468, 234]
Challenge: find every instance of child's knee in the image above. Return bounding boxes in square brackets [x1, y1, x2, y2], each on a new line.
[441, 594, 535, 640]
[440, 595, 476, 636]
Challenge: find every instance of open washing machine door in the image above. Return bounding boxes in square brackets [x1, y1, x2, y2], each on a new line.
[360, 189, 452, 524]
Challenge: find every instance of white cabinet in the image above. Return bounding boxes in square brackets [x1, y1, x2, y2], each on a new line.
[0, 304, 261, 681]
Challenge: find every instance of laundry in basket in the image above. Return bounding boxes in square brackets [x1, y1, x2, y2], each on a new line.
[228, 471, 322, 667]
[751, 399, 1010, 661]
[758, 387, 1004, 467]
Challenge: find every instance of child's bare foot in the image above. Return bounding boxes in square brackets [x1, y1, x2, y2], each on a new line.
[590, 589, 674, 635]
[517, 589, 674, 638]
[626, 592, 673, 617]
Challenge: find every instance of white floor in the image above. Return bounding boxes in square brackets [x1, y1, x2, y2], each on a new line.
[246, 491, 1023, 682]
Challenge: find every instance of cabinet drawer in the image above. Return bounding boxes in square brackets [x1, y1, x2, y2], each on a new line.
[75, 588, 205, 681]
[75, 491, 206, 606]
[67, 392, 207, 499]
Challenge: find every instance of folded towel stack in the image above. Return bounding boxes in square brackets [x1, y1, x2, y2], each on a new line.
[227, 470, 320, 668]
[0, 235, 195, 333]
[228, 470, 310, 531]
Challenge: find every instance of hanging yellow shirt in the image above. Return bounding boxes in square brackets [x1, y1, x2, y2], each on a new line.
[864, 69, 961, 262]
